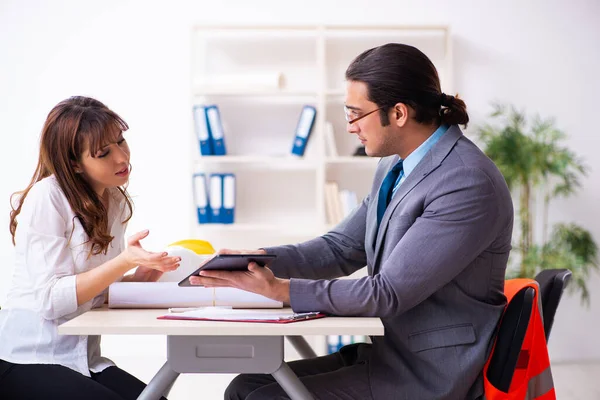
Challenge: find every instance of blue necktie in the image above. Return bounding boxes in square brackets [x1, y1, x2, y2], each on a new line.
[377, 161, 403, 228]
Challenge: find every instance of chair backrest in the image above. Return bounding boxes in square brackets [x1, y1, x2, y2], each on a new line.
[486, 286, 535, 392]
[534, 269, 572, 342]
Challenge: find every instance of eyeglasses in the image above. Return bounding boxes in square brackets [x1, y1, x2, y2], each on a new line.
[344, 106, 384, 125]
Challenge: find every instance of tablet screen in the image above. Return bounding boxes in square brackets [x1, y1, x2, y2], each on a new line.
[178, 254, 277, 286]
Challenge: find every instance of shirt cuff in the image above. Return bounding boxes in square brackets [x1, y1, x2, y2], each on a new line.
[49, 274, 79, 319]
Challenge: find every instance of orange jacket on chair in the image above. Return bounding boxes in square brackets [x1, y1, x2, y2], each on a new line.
[483, 279, 555, 400]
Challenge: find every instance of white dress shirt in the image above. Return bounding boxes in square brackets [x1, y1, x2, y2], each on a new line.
[0, 175, 127, 376]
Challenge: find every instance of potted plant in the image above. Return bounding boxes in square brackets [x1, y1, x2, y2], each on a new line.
[477, 104, 598, 304]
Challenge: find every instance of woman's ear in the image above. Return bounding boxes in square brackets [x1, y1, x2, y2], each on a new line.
[393, 103, 409, 128]
[71, 160, 83, 174]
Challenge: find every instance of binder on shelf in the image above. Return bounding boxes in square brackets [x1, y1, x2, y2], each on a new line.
[327, 335, 340, 354]
[193, 173, 211, 224]
[352, 335, 368, 343]
[209, 174, 223, 223]
[326, 334, 368, 354]
[291, 105, 316, 157]
[340, 334, 353, 349]
[206, 105, 227, 155]
[324, 122, 338, 157]
[325, 182, 344, 225]
[339, 189, 359, 218]
[193, 105, 213, 156]
[221, 173, 236, 224]
[324, 182, 359, 225]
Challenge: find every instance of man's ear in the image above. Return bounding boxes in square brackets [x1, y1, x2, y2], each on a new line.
[392, 103, 409, 128]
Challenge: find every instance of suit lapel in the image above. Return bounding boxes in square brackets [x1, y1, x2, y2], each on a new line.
[372, 125, 464, 274]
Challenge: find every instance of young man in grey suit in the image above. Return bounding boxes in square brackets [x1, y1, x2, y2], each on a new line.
[191, 43, 514, 400]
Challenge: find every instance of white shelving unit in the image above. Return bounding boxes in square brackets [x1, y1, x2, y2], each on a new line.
[189, 25, 452, 251]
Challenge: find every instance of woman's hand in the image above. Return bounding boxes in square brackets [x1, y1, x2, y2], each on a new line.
[76, 230, 181, 304]
[120, 230, 181, 273]
[129, 266, 165, 282]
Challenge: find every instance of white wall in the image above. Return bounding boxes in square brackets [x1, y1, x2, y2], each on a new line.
[1, 0, 599, 394]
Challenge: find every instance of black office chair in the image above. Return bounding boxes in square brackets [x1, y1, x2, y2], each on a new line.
[485, 286, 535, 392]
[534, 269, 572, 342]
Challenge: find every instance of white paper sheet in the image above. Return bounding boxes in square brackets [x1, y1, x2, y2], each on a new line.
[158, 246, 212, 284]
[108, 282, 282, 309]
[161, 308, 314, 321]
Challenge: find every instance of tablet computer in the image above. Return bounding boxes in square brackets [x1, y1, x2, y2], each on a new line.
[178, 254, 277, 287]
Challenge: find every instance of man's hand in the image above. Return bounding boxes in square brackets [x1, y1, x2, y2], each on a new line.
[189, 261, 290, 305]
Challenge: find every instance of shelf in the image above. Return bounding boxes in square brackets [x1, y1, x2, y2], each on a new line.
[325, 89, 346, 97]
[193, 25, 447, 39]
[324, 26, 448, 38]
[194, 89, 319, 98]
[326, 157, 380, 166]
[190, 24, 451, 246]
[195, 223, 323, 236]
[194, 26, 318, 39]
[194, 156, 378, 169]
[195, 156, 319, 170]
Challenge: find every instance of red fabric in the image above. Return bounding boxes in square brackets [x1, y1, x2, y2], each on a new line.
[483, 279, 555, 400]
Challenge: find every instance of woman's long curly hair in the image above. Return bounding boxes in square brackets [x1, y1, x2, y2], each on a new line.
[9, 96, 133, 255]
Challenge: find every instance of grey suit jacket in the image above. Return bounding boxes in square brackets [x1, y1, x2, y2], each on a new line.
[266, 125, 514, 400]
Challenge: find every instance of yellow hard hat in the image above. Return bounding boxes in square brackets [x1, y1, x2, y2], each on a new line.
[167, 239, 215, 255]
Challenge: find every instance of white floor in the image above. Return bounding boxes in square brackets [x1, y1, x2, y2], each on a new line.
[109, 354, 600, 399]
[552, 361, 600, 400]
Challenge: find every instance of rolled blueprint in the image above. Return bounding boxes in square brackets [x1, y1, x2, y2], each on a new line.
[108, 282, 282, 309]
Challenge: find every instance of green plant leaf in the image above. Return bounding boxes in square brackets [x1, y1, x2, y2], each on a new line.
[475, 104, 598, 306]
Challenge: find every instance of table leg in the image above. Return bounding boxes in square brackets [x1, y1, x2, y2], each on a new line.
[137, 361, 180, 400]
[272, 361, 315, 400]
[161, 376, 177, 398]
[286, 336, 317, 359]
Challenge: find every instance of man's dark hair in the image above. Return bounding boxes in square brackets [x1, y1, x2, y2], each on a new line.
[345, 43, 468, 127]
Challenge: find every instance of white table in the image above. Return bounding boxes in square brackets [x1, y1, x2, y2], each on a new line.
[59, 308, 384, 400]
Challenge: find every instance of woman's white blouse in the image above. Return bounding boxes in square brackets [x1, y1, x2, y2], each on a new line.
[0, 175, 127, 376]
